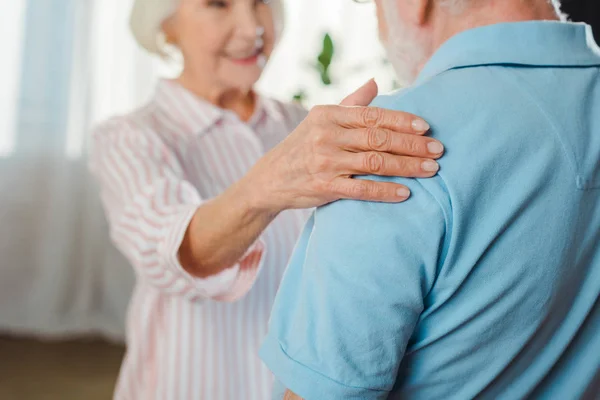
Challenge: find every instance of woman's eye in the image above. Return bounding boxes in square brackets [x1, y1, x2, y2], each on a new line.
[208, 0, 228, 9]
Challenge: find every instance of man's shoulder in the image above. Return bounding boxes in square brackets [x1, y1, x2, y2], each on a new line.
[369, 67, 568, 224]
[367, 69, 506, 200]
[374, 66, 563, 177]
[372, 67, 522, 134]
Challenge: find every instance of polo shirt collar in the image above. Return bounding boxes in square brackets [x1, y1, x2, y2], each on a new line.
[415, 21, 600, 85]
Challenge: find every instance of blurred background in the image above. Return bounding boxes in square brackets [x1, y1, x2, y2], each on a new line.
[0, 0, 597, 399]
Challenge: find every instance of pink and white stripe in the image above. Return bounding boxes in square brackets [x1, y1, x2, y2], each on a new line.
[90, 79, 310, 400]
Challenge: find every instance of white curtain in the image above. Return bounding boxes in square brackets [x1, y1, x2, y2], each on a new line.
[0, 0, 393, 341]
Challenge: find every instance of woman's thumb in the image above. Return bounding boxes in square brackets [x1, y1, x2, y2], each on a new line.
[340, 78, 379, 106]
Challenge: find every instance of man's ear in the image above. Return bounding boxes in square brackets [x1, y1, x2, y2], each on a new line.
[397, 0, 433, 26]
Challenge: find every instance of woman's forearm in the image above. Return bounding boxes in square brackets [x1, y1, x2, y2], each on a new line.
[179, 176, 279, 279]
[178, 80, 444, 279]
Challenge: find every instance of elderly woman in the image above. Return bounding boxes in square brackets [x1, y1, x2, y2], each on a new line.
[89, 0, 444, 398]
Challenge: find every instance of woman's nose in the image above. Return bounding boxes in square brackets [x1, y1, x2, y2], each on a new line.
[235, 9, 261, 43]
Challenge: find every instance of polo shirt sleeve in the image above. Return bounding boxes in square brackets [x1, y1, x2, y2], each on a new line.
[260, 176, 448, 400]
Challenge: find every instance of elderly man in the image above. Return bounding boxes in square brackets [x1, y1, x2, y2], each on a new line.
[259, 0, 600, 399]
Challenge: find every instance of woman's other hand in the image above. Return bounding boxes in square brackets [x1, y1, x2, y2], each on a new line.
[244, 79, 445, 212]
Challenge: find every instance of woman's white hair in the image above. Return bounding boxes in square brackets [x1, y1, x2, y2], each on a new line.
[129, 0, 178, 56]
[129, 0, 285, 57]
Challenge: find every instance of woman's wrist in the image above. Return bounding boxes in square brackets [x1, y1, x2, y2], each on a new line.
[181, 180, 279, 279]
[235, 168, 287, 218]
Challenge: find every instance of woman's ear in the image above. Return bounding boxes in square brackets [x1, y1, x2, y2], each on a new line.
[161, 16, 178, 45]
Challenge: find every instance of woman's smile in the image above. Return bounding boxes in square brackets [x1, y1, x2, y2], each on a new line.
[227, 47, 264, 65]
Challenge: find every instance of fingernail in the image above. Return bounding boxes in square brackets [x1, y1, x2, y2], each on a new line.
[397, 188, 411, 198]
[412, 119, 430, 132]
[422, 161, 440, 172]
[427, 141, 444, 154]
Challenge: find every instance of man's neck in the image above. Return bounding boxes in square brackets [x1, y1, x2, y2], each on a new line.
[428, 1, 562, 65]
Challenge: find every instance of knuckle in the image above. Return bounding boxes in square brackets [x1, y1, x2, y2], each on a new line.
[366, 128, 391, 151]
[373, 183, 389, 198]
[392, 111, 416, 132]
[392, 157, 410, 174]
[314, 155, 331, 171]
[316, 179, 333, 194]
[403, 158, 422, 175]
[361, 107, 382, 127]
[398, 113, 414, 132]
[310, 105, 329, 121]
[401, 136, 422, 155]
[330, 181, 348, 199]
[364, 152, 385, 174]
[312, 124, 332, 147]
[312, 129, 327, 146]
[310, 105, 325, 115]
[412, 138, 427, 154]
[349, 182, 370, 198]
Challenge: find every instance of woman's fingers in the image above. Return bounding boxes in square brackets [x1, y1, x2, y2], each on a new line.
[332, 177, 411, 203]
[336, 127, 444, 159]
[342, 151, 439, 178]
[262, 100, 443, 209]
[323, 105, 430, 134]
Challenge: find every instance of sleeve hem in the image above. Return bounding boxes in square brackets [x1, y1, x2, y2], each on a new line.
[159, 205, 266, 302]
[259, 333, 389, 400]
[210, 239, 266, 302]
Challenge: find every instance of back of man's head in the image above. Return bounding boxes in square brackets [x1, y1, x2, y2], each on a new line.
[376, 0, 564, 85]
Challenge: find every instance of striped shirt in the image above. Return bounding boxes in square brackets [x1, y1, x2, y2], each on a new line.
[89, 79, 310, 400]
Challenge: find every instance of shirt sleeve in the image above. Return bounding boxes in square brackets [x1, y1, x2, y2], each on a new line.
[260, 176, 448, 399]
[288, 103, 309, 128]
[279, 100, 308, 132]
[89, 117, 265, 302]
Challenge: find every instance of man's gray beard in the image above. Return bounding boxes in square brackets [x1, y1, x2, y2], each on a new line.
[383, 39, 417, 87]
[381, 1, 425, 87]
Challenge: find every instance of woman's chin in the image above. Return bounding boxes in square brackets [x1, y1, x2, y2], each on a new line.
[221, 67, 265, 91]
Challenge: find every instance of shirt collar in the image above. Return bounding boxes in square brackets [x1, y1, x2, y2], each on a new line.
[415, 21, 600, 85]
[153, 79, 285, 136]
[253, 95, 286, 126]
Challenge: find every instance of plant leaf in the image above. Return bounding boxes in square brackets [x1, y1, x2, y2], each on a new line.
[292, 90, 307, 103]
[317, 33, 334, 69]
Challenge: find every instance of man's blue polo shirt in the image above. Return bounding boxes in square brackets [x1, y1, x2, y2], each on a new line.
[261, 21, 600, 399]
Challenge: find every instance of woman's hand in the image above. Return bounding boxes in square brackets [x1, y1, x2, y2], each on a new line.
[243, 79, 445, 213]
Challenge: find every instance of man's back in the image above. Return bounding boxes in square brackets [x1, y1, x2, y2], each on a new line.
[378, 22, 600, 399]
[260, 22, 600, 399]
